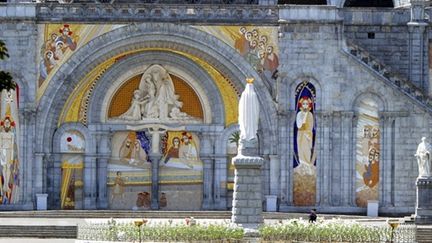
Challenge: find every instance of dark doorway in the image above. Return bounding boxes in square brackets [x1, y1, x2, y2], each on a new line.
[278, 0, 327, 4]
[344, 0, 393, 7]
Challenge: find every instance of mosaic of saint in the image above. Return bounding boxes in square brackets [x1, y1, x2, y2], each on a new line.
[159, 131, 203, 210]
[39, 24, 78, 87]
[60, 130, 85, 209]
[0, 89, 20, 205]
[293, 81, 317, 206]
[108, 131, 152, 210]
[355, 98, 380, 207]
[195, 26, 279, 79]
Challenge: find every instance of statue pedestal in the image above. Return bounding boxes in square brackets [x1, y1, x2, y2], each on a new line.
[231, 141, 264, 228]
[415, 177, 432, 224]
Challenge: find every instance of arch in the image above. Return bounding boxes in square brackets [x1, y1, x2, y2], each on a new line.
[52, 122, 94, 154]
[351, 91, 388, 113]
[215, 124, 240, 155]
[343, 0, 394, 7]
[36, 23, 277, 156]
[88, 51, 220, 125]
[287, 75, 323, 111]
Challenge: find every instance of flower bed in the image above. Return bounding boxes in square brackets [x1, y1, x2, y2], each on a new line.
[78, 218, 416, 243]
[78, 218, 244, 242]
[259, 219, 392, 242]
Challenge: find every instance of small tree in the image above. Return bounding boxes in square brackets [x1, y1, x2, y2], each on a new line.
[0, 40, 16, 92]
[229, 131, 240, 148]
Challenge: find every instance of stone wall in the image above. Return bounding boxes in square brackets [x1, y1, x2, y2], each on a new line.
[0, 3, 430, 214]
[343, 9, 411, 79]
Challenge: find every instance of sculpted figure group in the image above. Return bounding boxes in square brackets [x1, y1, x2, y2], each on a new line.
[119, 65, 191, 121]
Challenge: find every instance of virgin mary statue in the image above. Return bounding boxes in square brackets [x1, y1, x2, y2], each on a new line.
[238, 78, 259, 141]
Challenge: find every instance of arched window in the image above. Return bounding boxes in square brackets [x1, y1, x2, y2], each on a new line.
[60, 130, 85, 209]
[278, 0, 327, 4]
[344, 0, 393, 7]
[355, 98, 380, 207]
[293, 81, 317, 206]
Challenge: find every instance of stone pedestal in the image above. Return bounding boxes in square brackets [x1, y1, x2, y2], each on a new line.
[36, 194, 48, 210]
[265, 195, 277, 212]
[367, 200, 379, 217]
[415, 177, 432, 224]
[231, 139, 264, 228]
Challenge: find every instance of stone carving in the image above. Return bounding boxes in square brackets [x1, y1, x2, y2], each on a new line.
[415, 137, 432, 178]
[118, 65, 200, 123]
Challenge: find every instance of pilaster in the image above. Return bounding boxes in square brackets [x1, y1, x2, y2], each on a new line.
[408, 0, 428, 91]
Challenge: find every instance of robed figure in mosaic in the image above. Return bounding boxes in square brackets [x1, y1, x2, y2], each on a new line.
[293, 81, 317, 206]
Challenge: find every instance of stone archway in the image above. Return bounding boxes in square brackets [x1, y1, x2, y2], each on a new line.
[35, 23, 278, 202]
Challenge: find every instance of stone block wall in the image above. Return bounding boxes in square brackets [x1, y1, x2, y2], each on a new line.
[343, 9, 411, 79]
[277, 16, 431, 214]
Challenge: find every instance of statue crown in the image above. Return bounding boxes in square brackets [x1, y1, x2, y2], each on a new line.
[246, 78, 254, 84]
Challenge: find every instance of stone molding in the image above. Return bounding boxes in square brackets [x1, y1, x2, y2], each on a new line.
[35, 3, 278, 23]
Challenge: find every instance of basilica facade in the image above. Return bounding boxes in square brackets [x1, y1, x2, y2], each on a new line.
[0, 0, 430, 215]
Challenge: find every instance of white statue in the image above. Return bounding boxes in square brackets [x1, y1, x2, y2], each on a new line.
[119, 89, 146, 120]
[238, 78, 259, 141]
[415, 137, 432, 178]
[118, 65, 195, 121]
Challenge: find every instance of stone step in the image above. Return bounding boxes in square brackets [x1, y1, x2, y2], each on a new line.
[0, 210, 232, 219]
[416, 227, 432, 243]
[0, 225, 77, 238]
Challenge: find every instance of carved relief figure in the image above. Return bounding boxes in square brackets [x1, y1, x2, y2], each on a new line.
[117, 65, 198, 122]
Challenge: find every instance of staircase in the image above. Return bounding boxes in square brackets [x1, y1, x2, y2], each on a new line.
[345, 40, 432, 113]
[416, 226, 432, 243]
[0, 225, 77, 238]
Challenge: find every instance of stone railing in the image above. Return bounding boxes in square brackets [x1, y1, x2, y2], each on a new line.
[345, 39, 432, 112]
[36, 3, 278, 23]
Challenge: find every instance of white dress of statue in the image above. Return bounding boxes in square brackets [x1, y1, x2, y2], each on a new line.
[415, 137, 432, 178]
[154, 70, 183, 119]
[238, 78, 259, 141]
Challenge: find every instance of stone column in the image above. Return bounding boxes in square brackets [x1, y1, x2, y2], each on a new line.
[214, 155, 227, 210]
[148, 129, 163, 210]
[231, 140, 264, 227]
[96, 132, 111, 209]
[33, 153, 45, 200]
[83, 155, 97, 209]
[318, 112, 332, 206]
[408, 0, 428, 91]
[415, 178, 432, 224]
[341, 112, 354, 206]
[269, 155, 280, 196]
[379, 113, 395, 207]
[200, 133, 215, 210]
[21, 107, 36, 208]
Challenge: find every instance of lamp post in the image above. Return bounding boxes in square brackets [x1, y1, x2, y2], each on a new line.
[387, 219, 400, 243]
[134, 219, 144, 243]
